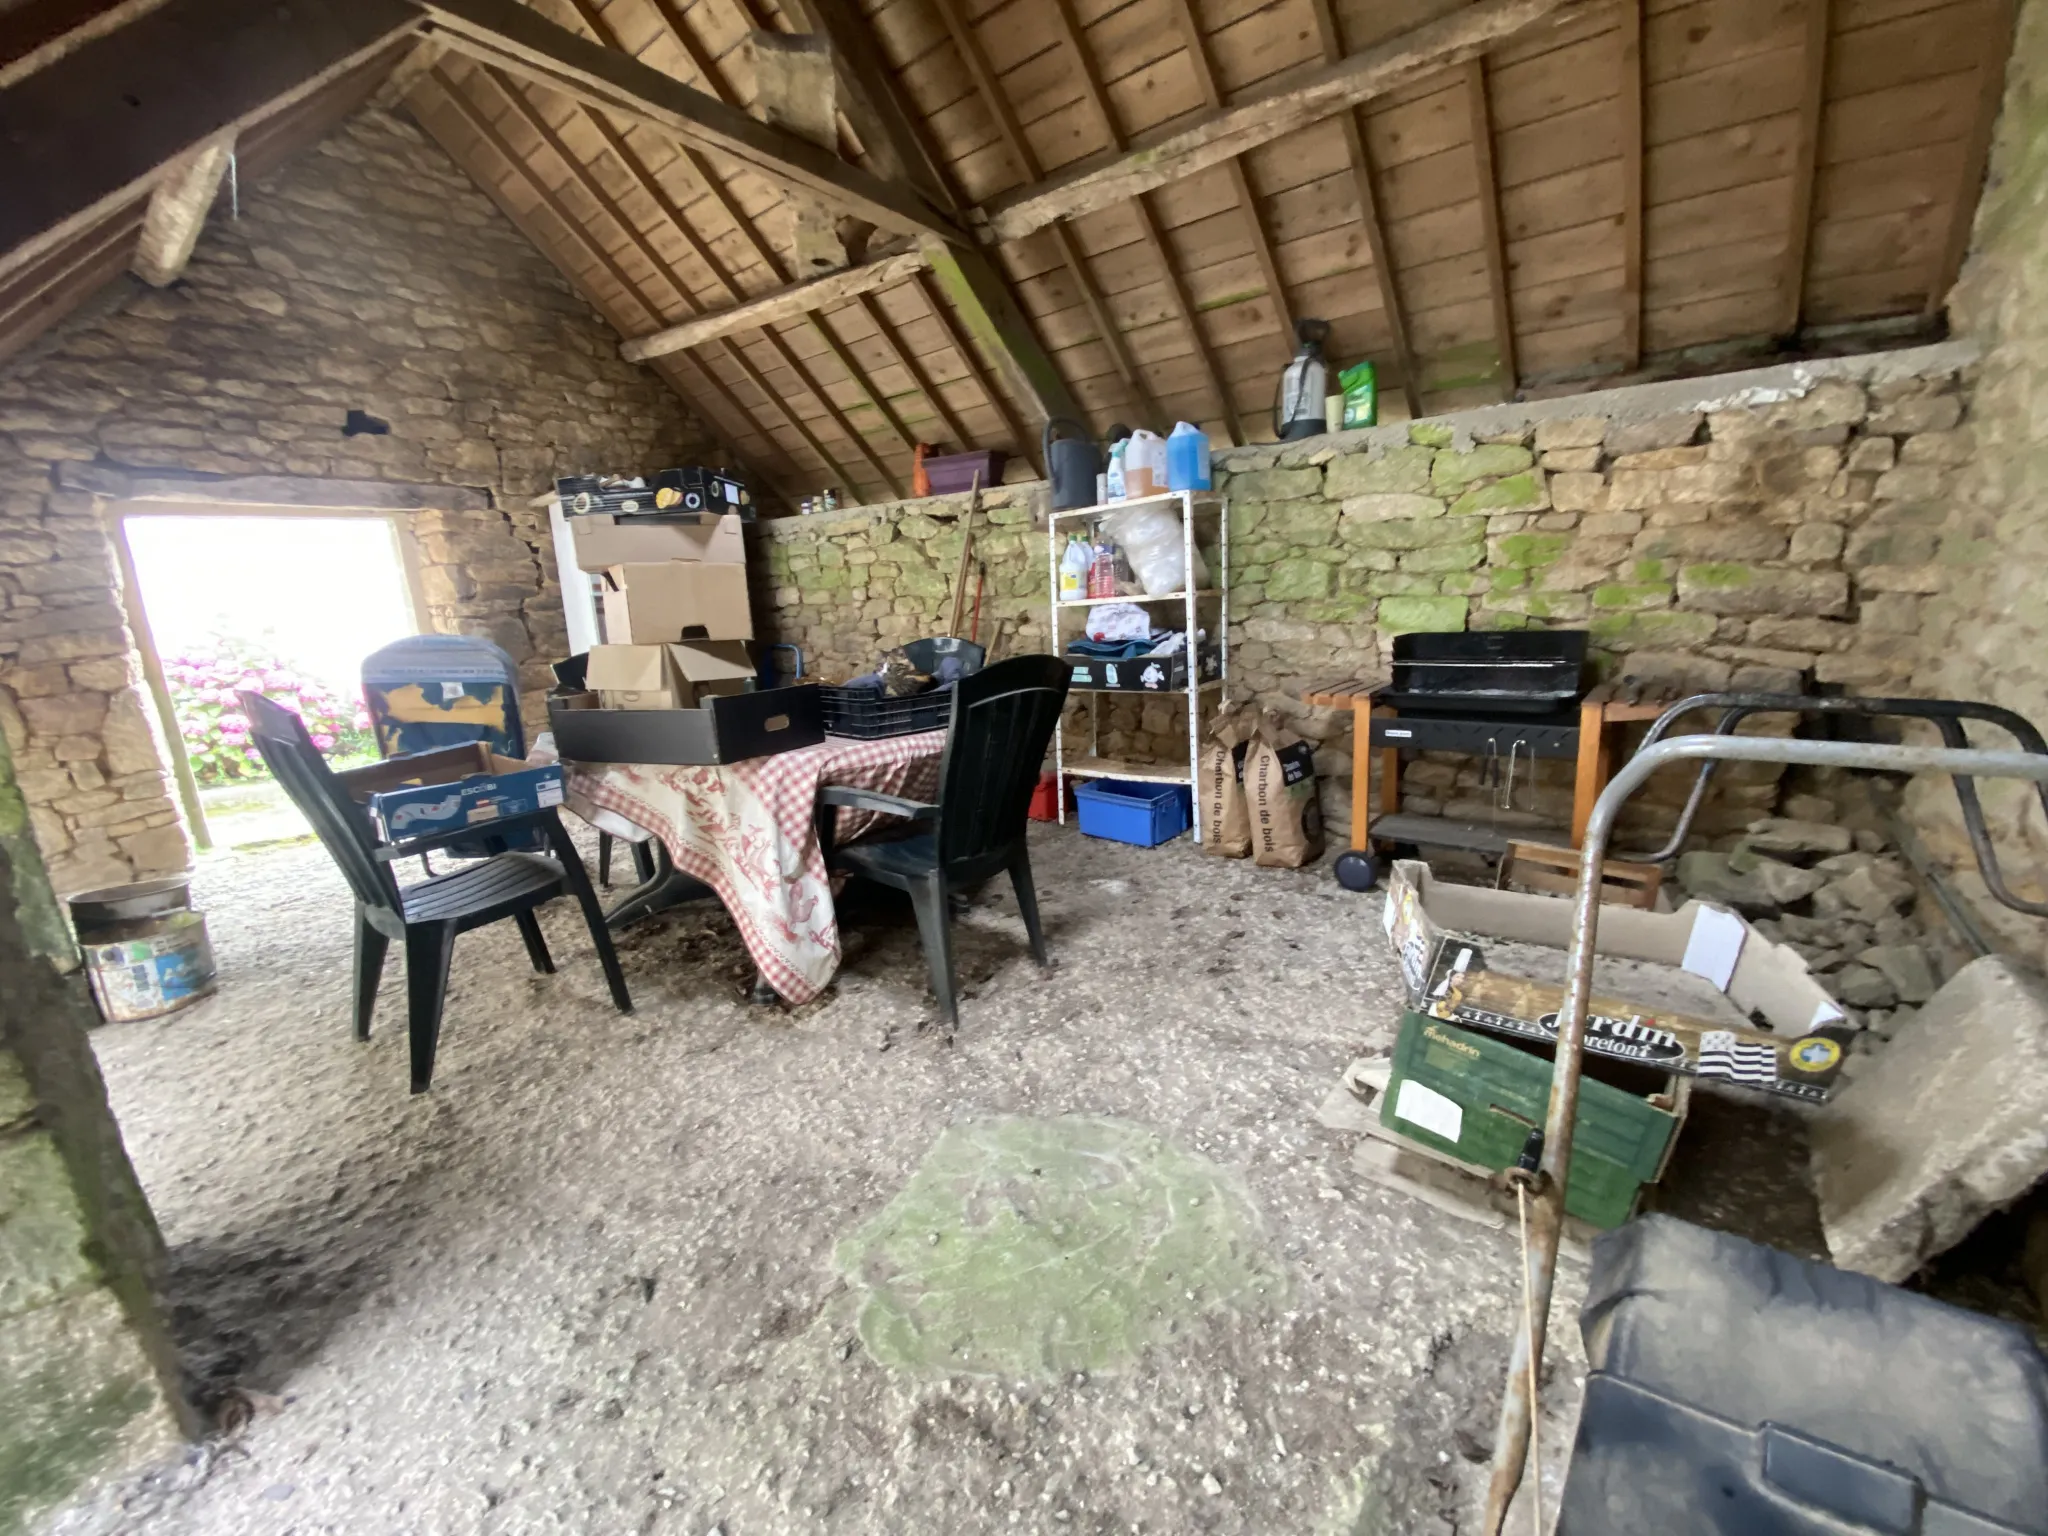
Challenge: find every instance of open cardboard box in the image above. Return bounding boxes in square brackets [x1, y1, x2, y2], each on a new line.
[1384, 859, 1857, 1103]
[338, 742, 563, 841]
[601, 561, 751, 643]
[547, 650, 824, 765]
[584, 640, 754, 711]
[572, 510, 744, 573]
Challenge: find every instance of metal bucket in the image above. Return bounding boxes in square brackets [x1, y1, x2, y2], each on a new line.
[68, 878, 217, 1022]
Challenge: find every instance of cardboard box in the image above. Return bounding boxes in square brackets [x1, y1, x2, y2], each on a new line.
[548, 681, 824, 765]
[602, 561, 752, 643]
[340, 743, 564, 841]
[1384, 859, 1857, 1102]
[585, 641, 755, 711]
[571, 510, 744, 573]
[1065, 645, 1222, 692]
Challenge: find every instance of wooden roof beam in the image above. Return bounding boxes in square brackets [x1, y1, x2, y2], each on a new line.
[912, 265, 1038, 471]
[1465, 58, 1517, 399]
[1619, 0, 1645, 371]
[1306, 0, 1422, 419]
[416, 0, 963, 243]
[932, 0, 1159, 428]
[1168, 0, 1296, 364]
[1053, 0, 1241, 442]
[1775, 0, 1829, 339]
[0, 0, 420, 281]
[622, 249, 926, 361]
[981, 0, 1595, 244]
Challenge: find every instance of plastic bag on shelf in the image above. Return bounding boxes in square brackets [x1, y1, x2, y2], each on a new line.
[1098, 505, 1210, 596]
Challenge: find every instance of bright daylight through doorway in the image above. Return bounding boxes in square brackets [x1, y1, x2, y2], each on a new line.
[123, 514, 419, 849]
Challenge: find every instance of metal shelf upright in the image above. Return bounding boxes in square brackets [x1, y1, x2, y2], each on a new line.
[1046, 489, 1229, 843]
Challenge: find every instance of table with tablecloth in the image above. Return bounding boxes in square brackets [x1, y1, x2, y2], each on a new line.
[561, 730, 946, 1004]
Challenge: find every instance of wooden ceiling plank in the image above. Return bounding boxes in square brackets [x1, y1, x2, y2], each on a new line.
[1620, 0, 1646, 369]
[1167, 0, 1298, 363]
[931, 0, 1159, 427]
[782, 0, 957, 210]
[912, 265, 1041, 469]
[1465, 57, 1518, 397]
[0, 0, 421, 282]
[982, 0, 1598, 244]
[1775, 0, 1830, 337]
[417, 0, 962, 242]
[1923, 0, 2016, 317]
[414, 73, 800, 498]
[1305, 0, 1424, 419]
[1054, 0, 1242, 442]
[855, 289, 978, 450]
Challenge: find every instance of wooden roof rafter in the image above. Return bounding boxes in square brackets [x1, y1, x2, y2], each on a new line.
[1047, 0, 1243, 443]
[416, 63, 810, 498]
[929, 0, 1163, 431]
[540, 0, 907, 498]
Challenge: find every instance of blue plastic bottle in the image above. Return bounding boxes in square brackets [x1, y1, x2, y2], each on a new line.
[1166, 420, 1212, 491]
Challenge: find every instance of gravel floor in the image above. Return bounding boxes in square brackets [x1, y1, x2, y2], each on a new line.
[48, 824, 1592, 1536]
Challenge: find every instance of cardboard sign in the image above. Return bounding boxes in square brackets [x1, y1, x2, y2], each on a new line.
[602, 561, 752, 643]
[1383, 860, 1856, 1103]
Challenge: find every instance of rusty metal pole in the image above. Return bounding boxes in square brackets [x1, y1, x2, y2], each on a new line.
[1479, 734, 2048, 1534]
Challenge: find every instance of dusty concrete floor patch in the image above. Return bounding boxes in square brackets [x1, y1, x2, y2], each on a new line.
[836, 1115, 1285, 1379]
[44, 824, 1590, 1534]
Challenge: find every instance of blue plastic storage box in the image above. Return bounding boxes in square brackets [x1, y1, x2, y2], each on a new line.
[1073, 778, 1191, 847]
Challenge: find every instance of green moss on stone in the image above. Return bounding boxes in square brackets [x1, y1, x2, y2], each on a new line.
[1324, 445, 1436, 498]
[1401, 541, 1485, 574]
[1590, 582, 1675, 610]
[1494, 532, 1570, 568]
[1229, 467, 1323, 501]
[1589, 610, 1718, 649]
[1295, 596, 1377, 623]
[1632, 558, 1670, 582]
[1448, 472, 1546, 517]
[1490, 567, 1529, 592]
[1431, 443, 1534, 492]
[1265, 557, 1335, 601]
[1345, 518, 1479, 552]
[1683, 562, 1753, 589]
[1408, 422, 1455, 448]
[1377, 595, 1469, 634]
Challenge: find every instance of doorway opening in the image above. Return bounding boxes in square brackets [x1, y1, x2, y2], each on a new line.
[118, 512, 424, 851]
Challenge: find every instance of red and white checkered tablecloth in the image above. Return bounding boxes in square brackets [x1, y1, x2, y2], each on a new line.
[562, 731, 945, 1004]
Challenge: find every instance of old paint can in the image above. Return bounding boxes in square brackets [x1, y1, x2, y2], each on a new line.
[68, 878, 217, 1023]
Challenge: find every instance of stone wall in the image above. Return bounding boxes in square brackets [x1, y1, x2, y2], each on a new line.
[0, 104, 712, 895]
[1, 727, 188, 1535]
[758, 345, 1977, 842]
[1905, 0, 2048, 954]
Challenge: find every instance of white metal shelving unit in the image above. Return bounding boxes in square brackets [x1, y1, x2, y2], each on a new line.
[1047, 488, 1228, 843]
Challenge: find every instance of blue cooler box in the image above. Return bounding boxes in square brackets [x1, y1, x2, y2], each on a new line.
[1073, 778, 1192, 847]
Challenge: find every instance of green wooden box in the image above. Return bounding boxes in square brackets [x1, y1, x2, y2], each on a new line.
[1379, 1011, 1685, 1229]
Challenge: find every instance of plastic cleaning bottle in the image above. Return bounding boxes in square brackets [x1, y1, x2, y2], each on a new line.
[1166, 420, 1212, 491]
[1059, 533, 1090, 601]
[1105, 437, 1129, 500]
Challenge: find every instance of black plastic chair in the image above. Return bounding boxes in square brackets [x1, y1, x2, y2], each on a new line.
[822, 655, 1069, 1025]
[239, 691, 631, 1092]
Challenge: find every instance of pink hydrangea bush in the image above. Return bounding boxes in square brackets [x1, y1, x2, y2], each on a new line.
[163, 638, 375, 785]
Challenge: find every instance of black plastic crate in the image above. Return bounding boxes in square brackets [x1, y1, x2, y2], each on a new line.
[819, 685, 954, 739]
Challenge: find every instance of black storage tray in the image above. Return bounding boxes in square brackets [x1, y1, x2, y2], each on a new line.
[820, 685, 953, 739]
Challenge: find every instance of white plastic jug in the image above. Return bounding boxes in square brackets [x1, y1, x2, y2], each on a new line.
[1124, 429, 1165, 497]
